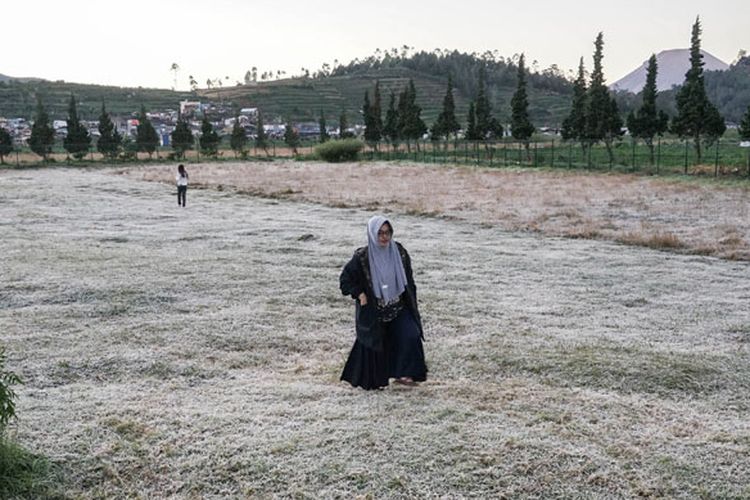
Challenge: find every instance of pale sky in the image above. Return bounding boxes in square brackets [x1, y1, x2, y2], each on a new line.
[4, 0, 748, 90]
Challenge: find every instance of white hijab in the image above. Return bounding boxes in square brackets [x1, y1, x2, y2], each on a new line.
[366, 215, 407, 303]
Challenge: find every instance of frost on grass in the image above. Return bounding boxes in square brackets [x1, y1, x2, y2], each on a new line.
[124, 161, 750, 261]
[0, 167, 749, 498]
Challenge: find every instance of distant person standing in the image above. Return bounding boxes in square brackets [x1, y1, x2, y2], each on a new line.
[176, 164, 188, 207]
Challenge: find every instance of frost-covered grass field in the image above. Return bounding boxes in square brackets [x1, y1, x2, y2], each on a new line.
[1, 165, 750, 498]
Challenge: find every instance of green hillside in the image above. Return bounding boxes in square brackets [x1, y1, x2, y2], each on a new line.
[0, 65, 573, 127]
[0, 79, 193, 120]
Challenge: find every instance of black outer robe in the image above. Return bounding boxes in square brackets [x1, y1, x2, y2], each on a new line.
[339, 242, 423, 352]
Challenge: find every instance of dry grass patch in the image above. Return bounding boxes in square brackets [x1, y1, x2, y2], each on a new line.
[122, 161, 750, 261]
[617, 230, 685, 250]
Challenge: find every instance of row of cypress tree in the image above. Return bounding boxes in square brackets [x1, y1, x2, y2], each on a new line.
[359, 54, 536, 152]
[561, 18, 735, 164]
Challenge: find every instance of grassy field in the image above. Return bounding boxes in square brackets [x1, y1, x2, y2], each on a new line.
[1, 165, 749, 498]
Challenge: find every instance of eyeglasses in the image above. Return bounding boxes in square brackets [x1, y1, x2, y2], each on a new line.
[377, 230, 393, 237]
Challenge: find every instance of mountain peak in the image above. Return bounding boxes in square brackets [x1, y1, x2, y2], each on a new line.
[610, 49, 728, 93]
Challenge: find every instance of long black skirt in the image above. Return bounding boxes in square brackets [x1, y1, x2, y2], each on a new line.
[340, 309, 427, 390]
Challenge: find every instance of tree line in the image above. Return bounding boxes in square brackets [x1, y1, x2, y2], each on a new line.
[560, 18, 738, 163]
[2, 17, 749, 166]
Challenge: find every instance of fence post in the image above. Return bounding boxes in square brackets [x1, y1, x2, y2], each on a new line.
[550, 140, 555, 169]
[684, 139, 689, 175]
[656, 137, 661, 175]
[631, 139, 636, 171]
[568, 143, 572, 169]
[714, 140, 720, 177]
[533, 142, 538, 167]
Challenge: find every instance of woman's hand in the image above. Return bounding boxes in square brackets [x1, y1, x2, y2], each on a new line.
[358, 293, 367, 306]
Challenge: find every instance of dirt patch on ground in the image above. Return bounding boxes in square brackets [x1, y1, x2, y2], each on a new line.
[122, 160, 750, 260]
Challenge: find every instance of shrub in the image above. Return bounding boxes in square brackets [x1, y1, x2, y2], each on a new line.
[314, 138, 364, 162]
[0, 437, 56, 498]
[0, 348, 21, 433]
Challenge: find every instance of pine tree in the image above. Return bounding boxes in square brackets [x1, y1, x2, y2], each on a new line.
[585, 32, 622, 163]
[339, 111, 352, 138]
[63, 94, 91, 160]
[230, 116, 248, 157]
[318, 110, 330, 143]
[0, 127, 13, 164]
[171, 113, 193, 159]
[465, 101, 479, 140]
[283, 118, 300, 154]
[432, 75, 460, 140]
[362, 90, 375, 142]
[398, 80, 427, 150]
[474, 66, 502, 140]
[372, 80, 383, 143]
[199, 117, 220, 156]
[739, 105, 750, 140]
[475, 66, 491, 139]
[136, 105, 159, 158]
[28, 98, 55, 161]
[626, 54, 669, 164]
[561, 58, 588, 146]
[510, 54, 535, 151]
[671, 17, 726, 161]
[383, 91, 399, 147]
[97, 103, 121, 160]
[255, 111, 269, 155]
[363, 83, 383, 144]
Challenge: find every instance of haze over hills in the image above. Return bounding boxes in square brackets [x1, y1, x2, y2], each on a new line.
[610, 49, 729, 93]
[2, 47, 749, 125]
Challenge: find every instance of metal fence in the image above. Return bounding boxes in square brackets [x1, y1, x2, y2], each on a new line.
[4, 137, 750, 178]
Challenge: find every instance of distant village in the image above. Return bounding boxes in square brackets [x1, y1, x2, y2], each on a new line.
[0, 100, 358, 148]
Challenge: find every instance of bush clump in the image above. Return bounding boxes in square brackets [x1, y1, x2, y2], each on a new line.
[314, 139, 364, 162]
[0, 348, 56, 498]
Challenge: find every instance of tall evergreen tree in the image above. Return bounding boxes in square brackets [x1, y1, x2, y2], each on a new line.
[28, 98, 55, 161]
[585, 32, 622, 163]
[97, 103, 122, 160]
[63, 94, 91, 159]
[363, 83, 383, 144]
[372, 80, 383, 143]
[398, 79, 427, 150]
[739, 105, 750, 140]
[626, 54, 669, 164]
[199, 117, 220, 156]
[283, 118, 300, 154]
[561, 58, 588, 146]
[510, 54, 535, 151]
[474, 66, 502, 140]
[171, 113, 194, 159]
[0, 127, 13, 164]
[362, 90, 375, 142]
[465, 101, 479, 140]
[671, 17, 726, 161]
[339, 110, 353, 138]
[318, 110, 330, 143]
[136, 105, 159, 158]
[383, 90, 399, 147]
[255, 111, 269, 155]
[230, 115, 248, 157]
[475, 66, 491, 138]
[432, 75, 460, 140]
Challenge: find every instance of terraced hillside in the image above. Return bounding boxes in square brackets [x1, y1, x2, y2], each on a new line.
[0, 68, 572, 126]
[0, 79, 193, 120]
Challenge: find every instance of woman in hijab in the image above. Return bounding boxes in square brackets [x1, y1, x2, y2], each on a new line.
[339, 215, 427, 390]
